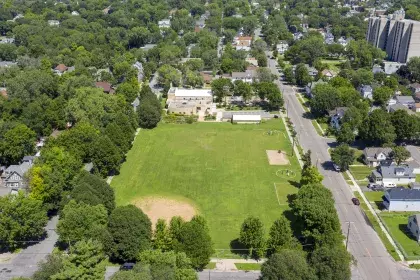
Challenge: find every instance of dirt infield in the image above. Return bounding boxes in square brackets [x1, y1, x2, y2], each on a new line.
[133, 196, 197, 228]
[266, 150, 290, 165]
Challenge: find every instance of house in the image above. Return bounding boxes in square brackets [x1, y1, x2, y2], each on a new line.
[383, 188, 420, 211]
[388, 103, 416, 115]
[245, 57, 258, 66]
[1, 157, 34, 189]
[166, 87, 215, 115]
[231, 70, 256, 83]
[359, 85, 373, 100]
[222, 110, 271, 121]
[0, 61, 17, 68]
[140, 44, 157, 51]
[95, 82, 115, 94]
[131, 97, 140, 112]
[305, 80, 326, 98]
[415, 103, 420, 113]
[103, 6, 111, 14]
[200, 72, 213, 85]
[371, 165, 415, 187]
[396, 95, 415, 108]
[133, 61, 144, 83]
[337, 36, 349, 47]
[0, 37, 14, 44]
[158, 19, 171, 29]
[329, 107, 348, 130]
[71, 11, 80, 16]
[293, 32, 304, 40]
[321, 69, 336, 80]
[53, 64, 74, 75]
[324, 32, 334, 45]
[84, 162, 93, 173]
[410, 83, 420, 96]
[363, 147, 392, 167]
[407, 214, 420, 242]
[276, 41, 289, 54]
[234, 36, 252, 51]
[305, 64, 318, 77]
[384, 61, 404, 75]
[232, 114, 261, 124]
[48, 20, 60, 26]
[372, 64, 384, 74]
[0, 87, 7, 99]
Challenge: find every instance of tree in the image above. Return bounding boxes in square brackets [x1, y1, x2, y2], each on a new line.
[295, 64, 312, 87]
[407, 56, 420, 82]
[331, 144, 355, 171]
[157, 65, 182, 87]
[57, 200, 108, 245]
[1, 124, 36, 165]
[359, 109, 396, 145]
[71, 172, 115, 214]
[176, 216, 213, 269]
[309, 84, 341, 117]
[105, 205, 152, 262]
[51, 239, 107, 280]
[267, 216, 297, 255]
[336, 123, 355, 144]
[154, 219, 172, 251]
[300, 166, 324, 186]
[267, 89, 284, 110]
[261, 250, 316, 280]
[211, 78, 233, 103]
[169, 216, 185, 243]
[91, 135, 123, 177]
[302, 150, 312, 169]
[391, 146, 411, 165]
[256, 53, 267, 67]
[283, 66, 295, 84]
[239, 217, 265, 258]
[309, 244, 351, 280]
[256, 68, 274, 82]
[373, 86, 393, 106]
[253, 82, 279, 100]
[391, 109, 419, 141]
[234, 81, 253, 102]
[33, 253, 63, 280]
[0, 192, 48, 250]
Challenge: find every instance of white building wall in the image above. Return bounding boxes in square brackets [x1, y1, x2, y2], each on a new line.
[388, 200, 420, 211]
[382, 177, 415, 186]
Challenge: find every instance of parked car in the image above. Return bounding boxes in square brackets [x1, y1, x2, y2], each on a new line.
[332, 163, 341, 172]
[121, 263, 135, 270]
[351, 198, 360, 205]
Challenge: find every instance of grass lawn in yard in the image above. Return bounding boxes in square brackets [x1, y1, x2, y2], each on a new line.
[351, 148, 365, 165]
[363, 191, 384, 210]
[349, 165, 374, 181]
[205, 262, 216, 269]
[235, 263, 262, 270]
[111, 120, 301, 252]
[380, 213, 420, 260]
[416, 174, 420, 182]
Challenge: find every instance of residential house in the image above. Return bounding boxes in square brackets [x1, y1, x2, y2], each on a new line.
[305, 80, 326, 98]
[407, 214, 420, 242]
[371, 165, 416, 187]
[195, 18, 205, 32]
[338, 36, 349, 47]
[53, 64, 74, 76]
[0, 87, 7, 99]
[410, 83, 420, 97]
[140, 44, 157, 51]
[359, 85, 373, 100]
[48, 20, 60, 26]
[0, 61, 17, 68]
[158, 19, 171, 29]
[71, 11, 80, 16]
[293, 32, 303, 40]
[1, 156, 35, 189]
[383, 188, 420, 211]
[321, 69, 337, 80]
[103, 6, 111, 15]
[246, 57, 258, 66]
[276, 41, 289, 54]
[388, 103, 416, 115]
[131, 97, 140, 112]
[166, 87, 215, 115]
[305, 64, 318, 78]
[384, 61, 404, 75]
[133, 61, 144, 83]
[95, 82, 115, 94]
[234, 36, 252, 51]
[415, 103, 420, 113]
[324, 32, 334, 45]
[0, 37, 14, 44]
[396, 95, 415, 109]
[372, 64, 384, 74]
[329, 107, 348, 130]
[200, 72, 213, 85]
[231, 70, 256, 84]
[363, 147, 393, 167]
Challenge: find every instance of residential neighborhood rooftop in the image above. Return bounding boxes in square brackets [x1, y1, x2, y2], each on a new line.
[386, 188, 420, 201]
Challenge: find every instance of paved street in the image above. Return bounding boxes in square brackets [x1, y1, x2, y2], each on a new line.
[406, 145, 420, 164]
[198, 270, 260, 280]
[0, 216, 58, 279]
[267, 56, 420, 280]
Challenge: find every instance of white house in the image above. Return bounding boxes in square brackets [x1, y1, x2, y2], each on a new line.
[371, 165, 416, 187]
[234, 36, 252, 51]
[408, 214, 420, 242]
[133, 61, 144, 83]
[71, 11, 80, 16]
[383, 188, 420, 211]
[1, 156, 35, 189]
[158, 19, 171, 29]
[363, 147, 393, 167]
[48, 20, 60, 26]
[231, 70, 256, 84]
[321, 69, 336, 80]
[359, 85, 373, 100]
[276, 41, 289, 54]
[396, 95, 415, 109]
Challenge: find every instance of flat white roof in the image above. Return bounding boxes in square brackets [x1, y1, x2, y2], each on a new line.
[232, 114, 261, 121]
[174, 88, 212, 97]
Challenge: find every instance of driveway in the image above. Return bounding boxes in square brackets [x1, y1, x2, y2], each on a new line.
[0, 216, 58, 279]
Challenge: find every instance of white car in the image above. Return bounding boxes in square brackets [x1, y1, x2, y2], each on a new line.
[332, 163, 341, 172]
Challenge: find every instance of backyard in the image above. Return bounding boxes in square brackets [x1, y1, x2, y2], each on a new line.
[111, 120, 301, 253]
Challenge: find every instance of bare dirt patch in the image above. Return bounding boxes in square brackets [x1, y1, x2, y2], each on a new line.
[266, 150, 290, 165]
[133, 196, 198, 228]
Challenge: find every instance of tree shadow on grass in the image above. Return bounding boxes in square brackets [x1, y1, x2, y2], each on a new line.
[229, 238, 249, 258]
[287, 180, 300, 189]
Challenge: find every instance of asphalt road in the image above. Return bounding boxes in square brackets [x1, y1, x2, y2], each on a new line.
[267, 57, 420, 280]
[406, 145, 420, 165]
[0, 216, 58, 279]
[198, 270, 260, 280]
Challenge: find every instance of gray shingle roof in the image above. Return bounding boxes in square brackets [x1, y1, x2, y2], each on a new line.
[387, 188, 420, 201]
[380, 165, 414, 179]
[364, 147, 392, 158]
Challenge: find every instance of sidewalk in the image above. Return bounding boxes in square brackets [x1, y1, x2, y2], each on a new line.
[210, 258, 265, 271]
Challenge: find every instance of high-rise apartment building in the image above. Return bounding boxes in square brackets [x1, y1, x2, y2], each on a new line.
[366, 9, 420, 63]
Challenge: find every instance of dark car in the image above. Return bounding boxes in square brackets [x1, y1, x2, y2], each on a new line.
[120, 263, 135, 270]
[351, 198, 360, 205]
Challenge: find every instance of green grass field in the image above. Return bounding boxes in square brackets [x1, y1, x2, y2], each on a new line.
[349, 165, 374, 181]
[111, 120, 301, 251]
[380, 213, 420, 260]
[234, 263, 262, 270]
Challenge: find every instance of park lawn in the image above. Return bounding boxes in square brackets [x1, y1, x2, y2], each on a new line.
[380, 213, 420, 260]
[349, 165, 374, 181]
[111, 120, 301, 251]
[234, 263, 262, 270]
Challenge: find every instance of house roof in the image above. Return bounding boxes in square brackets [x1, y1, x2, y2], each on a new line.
[4, 161, 32, 178]
[321, 69, 336, 76]
[131, 97, 140, 107]
[328, 107, 348, 117]
[54, 64, 68, 73]
[200, 72, 213, 83]
[238, 36, 252, 41]
[389, 103, 415, 114]
[396, 95, 415, 103]
[232, 114, 261, 121]
[359, 85, 372, 92]
[364, 147, 392, 159]
[386, 188, 420, 201]
[171, 88, 212, 97]
[410, 83, 420, 89]
[0, 88, 7, 98]
[380, 165, 414, 179]
[95, 82, 114, 93]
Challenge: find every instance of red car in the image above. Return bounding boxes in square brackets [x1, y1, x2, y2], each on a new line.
[351, 198, 360, 206]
